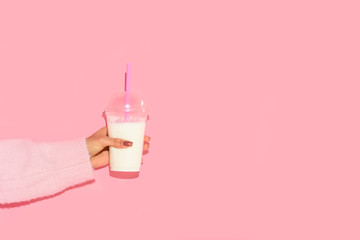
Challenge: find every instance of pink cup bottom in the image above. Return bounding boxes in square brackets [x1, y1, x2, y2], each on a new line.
[109, 171, 140, 179]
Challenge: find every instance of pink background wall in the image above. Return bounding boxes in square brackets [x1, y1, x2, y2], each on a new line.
[1, 0, 360, 239]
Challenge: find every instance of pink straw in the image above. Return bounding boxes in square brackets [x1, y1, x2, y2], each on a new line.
[125, 63, 130, 121]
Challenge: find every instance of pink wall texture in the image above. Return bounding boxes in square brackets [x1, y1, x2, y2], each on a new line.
[1, 0, 360, 239]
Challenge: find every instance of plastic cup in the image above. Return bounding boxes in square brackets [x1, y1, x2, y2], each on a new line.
[104, 92, 148, 175]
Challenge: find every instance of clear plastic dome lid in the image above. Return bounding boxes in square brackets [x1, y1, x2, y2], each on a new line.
[104, 91, 148, 122]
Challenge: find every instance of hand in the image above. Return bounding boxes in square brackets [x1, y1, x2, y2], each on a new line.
[86, 127, 151, 169]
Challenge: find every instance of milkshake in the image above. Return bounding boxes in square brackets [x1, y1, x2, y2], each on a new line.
[104, 91, 149, 174]
[104, 64, 149, 177]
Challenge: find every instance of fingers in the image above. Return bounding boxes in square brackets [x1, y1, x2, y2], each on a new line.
[143, 142, 150, 151]
[143, 135, 151, 151]
[95, 132, 150, 150]
[90, 150, 110, 169]
[101, 136, 133, 149]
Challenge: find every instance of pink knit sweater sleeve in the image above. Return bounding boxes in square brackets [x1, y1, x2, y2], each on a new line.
[0, 138, 95, 204]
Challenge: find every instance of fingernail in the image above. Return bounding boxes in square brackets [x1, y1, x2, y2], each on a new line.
[123, 141, 133, 146]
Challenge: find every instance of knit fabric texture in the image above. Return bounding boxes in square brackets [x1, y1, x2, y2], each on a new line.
[0, 138, 95, 204]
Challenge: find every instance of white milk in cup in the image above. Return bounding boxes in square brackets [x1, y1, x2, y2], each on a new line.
[104, 91, 149, 173]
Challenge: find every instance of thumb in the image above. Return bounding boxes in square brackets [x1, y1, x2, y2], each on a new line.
[101, 136, 133, 148]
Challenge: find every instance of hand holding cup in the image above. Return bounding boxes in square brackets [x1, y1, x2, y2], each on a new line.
[86, 127, 150, 169]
